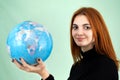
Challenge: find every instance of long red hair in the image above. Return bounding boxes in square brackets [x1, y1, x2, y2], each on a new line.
[70, 7, 119, 70]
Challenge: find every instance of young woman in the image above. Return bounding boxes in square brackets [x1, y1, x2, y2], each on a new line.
[12, 7, 119, 80]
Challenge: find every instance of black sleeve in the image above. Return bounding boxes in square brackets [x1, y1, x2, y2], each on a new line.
[41, 74, 54, 80]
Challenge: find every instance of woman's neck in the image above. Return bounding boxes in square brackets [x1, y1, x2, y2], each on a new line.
[81, 45, 94, 52]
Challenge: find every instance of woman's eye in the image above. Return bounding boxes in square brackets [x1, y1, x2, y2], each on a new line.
[72, 24, 78, 30]
[84, 26, 91, 30]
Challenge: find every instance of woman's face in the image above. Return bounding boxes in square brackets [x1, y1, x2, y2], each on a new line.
[72, 15, 95, 49]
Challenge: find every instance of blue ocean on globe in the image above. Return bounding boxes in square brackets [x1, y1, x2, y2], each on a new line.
[6, 21, 53, 65]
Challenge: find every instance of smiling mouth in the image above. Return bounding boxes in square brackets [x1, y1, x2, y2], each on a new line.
[77, 38, 85, 41]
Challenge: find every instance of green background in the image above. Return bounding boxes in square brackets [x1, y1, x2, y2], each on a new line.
[0, 0, 120, 80]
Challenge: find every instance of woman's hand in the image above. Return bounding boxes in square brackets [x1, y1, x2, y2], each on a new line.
[12, 58, 50, 79]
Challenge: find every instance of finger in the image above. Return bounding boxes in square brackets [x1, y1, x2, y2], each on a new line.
[32, 59, 42, 66]
[20, 58, 30, 68]
[12, 59, 24, 70]
[37, 58, 43, 65]
[20, 58, 34, 72]
[36, 58, 45, 69]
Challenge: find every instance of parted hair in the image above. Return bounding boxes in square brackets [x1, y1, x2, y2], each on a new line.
[70, 7, 119, 70]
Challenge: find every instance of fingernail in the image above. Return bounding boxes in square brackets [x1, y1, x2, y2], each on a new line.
[12, 59, 14, 62]
[37, 58, 40, 61]
[19, 58, 21, 60]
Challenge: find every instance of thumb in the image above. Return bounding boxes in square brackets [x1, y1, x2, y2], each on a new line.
[37, 58, 43, 65]
[36, 58, 46, 70]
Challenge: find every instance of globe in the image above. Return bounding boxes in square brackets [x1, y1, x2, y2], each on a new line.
[6, 21, 53, 65]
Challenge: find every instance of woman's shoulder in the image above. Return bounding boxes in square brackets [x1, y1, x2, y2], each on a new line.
[96, 54, 117, 69]
[98, 55, 114, 63]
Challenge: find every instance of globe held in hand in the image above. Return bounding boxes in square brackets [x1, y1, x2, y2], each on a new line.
[7, 21, 53, 65]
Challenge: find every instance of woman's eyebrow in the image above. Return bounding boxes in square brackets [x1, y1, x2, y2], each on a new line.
[83, 23, 90, 26]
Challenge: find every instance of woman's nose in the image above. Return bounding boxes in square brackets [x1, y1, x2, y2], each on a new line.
[76, 27, 84, 35]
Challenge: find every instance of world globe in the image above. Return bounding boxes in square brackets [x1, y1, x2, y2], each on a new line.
[6, 21, 53, 65]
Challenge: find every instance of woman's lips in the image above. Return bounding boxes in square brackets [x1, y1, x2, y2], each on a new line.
[76, 38, 85, 41]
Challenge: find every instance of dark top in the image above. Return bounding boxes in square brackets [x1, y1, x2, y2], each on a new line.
[42, 48, 118, 80]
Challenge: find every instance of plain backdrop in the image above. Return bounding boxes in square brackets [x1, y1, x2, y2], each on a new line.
[0, 0, 120, 80]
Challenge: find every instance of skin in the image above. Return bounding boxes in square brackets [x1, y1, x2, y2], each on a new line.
[72, 15, 95, 52]
[13, 15, 95, 79]
[13, 58, 49, 80]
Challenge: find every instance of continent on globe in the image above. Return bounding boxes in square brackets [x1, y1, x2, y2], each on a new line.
[7, 21, 53, 65]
